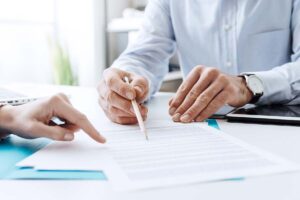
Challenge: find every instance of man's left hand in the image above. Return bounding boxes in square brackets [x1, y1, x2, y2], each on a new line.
[169, 66, 253, 123]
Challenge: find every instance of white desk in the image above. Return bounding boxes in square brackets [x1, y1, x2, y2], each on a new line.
[1, 85, 300, 200]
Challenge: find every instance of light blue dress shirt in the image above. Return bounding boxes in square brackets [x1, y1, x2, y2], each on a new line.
[112, 0, 300, 105]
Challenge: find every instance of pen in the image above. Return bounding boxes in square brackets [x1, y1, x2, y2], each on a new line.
[124, 76, 149, 140]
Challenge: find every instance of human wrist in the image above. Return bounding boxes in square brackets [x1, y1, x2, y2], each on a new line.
[0, 105, 15, 132]
[238, 76, 254, 104]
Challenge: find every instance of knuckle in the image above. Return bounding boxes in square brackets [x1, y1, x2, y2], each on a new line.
[107, 91, 116, 102]
[122, 101, 132, 110]
[218, 74, 229, 84]
[198, 94, 210, 104]
[48, 95, 61, 105]
[108, 106, 119, 115]
[57, 93, 68, 101]
[178, 86, 189, 97]
[75, 113, 88, 123]
[188, 89, 199, 100]
[226, 85, 235, 93]
[188, 106, 199, 116]
[171, 99, 181, 108]
[56, 92, 64, 98]
[179, 83, 186, 93]
[106, 77, 116, 88]
[119, 86, 128, 96]
[194, 65, 204, 73]
[221, 91, 229, 98]
[107, 106, 114, 114]
[207, 67, 220, 77]
[138, 81, 149, 93]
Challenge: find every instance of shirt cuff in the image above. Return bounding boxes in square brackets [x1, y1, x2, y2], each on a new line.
[252, 70, 291, 105]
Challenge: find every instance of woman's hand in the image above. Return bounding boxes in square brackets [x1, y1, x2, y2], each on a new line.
[0, 94, 106, 143]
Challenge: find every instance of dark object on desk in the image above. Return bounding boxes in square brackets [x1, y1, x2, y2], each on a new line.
[227, 105, 300, 126]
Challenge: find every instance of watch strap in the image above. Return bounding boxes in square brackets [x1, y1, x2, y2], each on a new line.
[240, 74, 263, 104]
[249, 94, 262, 104]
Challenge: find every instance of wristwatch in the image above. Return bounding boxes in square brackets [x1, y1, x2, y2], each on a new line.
[241, 74, 264, 104]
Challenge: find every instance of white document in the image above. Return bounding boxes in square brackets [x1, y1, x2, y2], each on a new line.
[95, 119, 191, 132]
[17, 120, 194, 170]
[17, 124, 299, 191]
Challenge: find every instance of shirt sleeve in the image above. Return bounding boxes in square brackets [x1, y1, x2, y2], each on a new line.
[111, 0, 176, 99]
[253, 0, 300, 105]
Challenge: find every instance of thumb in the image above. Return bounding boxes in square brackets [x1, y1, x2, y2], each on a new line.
[130, 74, 149, 103]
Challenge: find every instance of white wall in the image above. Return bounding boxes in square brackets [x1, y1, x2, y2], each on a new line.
[0, 0, 107, 87]
[56, 0, 106, 86]
[0, 0, 55, 84]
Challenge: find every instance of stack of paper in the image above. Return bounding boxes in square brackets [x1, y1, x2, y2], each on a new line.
[17, 123, 299, 191]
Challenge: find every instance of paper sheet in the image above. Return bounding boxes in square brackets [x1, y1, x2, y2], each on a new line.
[103, 125, 299, 190]
[17, 124, 299, 191]
[95, 119, 193, 132]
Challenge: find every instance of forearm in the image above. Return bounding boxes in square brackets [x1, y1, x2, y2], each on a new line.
[112, 0, 175, 99]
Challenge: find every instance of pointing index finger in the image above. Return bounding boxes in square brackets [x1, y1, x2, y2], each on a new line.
[53, 100, 106, 143]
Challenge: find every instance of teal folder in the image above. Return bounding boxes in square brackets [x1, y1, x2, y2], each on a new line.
[0, 136, 106, 180]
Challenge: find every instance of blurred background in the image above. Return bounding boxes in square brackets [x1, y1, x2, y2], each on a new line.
[0, 0, 182, 91]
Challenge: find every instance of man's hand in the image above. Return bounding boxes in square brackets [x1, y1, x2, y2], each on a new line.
[169, 66, 253, 123]
[98, 68, 149, 125]
[0, 94, 106, 143]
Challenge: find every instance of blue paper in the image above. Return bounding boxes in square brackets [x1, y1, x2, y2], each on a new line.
[0, 136, 49, 179]
[206, 119, 220, 130]
[6, 168, 106, 180]
[0, 136, 106, 180]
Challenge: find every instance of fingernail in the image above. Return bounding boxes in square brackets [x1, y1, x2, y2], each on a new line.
[180, 114, 191, 123]
[64, 133, 74, 141]
[169, 107, 176, 115]
[126, 91, 134, 99]
[134, 86, 143, 94]
[172, 113, 181, 122]
[99, 136, 106, 143]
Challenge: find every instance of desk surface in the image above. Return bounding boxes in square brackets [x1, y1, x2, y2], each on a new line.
[1, 85, 300, 200]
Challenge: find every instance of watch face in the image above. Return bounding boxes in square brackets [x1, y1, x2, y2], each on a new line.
[248, 76, 264, 94]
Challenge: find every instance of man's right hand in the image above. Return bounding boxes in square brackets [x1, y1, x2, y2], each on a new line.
[98, 68, 149, 125]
